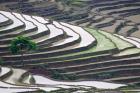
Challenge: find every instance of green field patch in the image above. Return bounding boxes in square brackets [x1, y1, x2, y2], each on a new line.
[114, 48, 140, 56]
[99, 30, 134, 50]
[50, 28, 116, 58]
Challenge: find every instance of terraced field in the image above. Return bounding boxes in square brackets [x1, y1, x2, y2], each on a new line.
[1, 0, 140, 38]
[0, 10, 140, 90]
[0, 0, 140, 92]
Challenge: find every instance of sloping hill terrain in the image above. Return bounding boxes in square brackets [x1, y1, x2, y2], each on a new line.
[1, 0, 140, 38]
[0, 66, 126, 92]
[0, 0, 140, 92]
[0, 10, 129, 93]
[0, 10, 140, 90]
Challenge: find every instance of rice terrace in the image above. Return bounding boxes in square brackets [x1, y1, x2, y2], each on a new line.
[0, 0, 140, 93]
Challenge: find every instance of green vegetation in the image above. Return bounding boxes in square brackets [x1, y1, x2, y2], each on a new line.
[50, 69, 77, 80]
[10, 36, 37, 63]
[22, 87, 140, 93]
[48, 88, 88, 93]
[53, 27, 115, 57]
[16, 28, 117, 66]
[114, 48, 140, 56]
[56, 0, 88, 6]
[0, 0, 139, 92]
[118, 85, 140, 93]
[23, 89, 46, 93]
[127, 26, 139, 36]
[57, 0, 75, 5]
[115, 22, 125, 33]
[33, 65, 76, 81]
[118, 84, 140, 90]
[30, 75, 36, 84]
[0, 58, 3, 65]
[47, 28, 116, 59]
[99, 30, 134, 50]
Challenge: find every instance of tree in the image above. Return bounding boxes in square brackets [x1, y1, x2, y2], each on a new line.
[10, 36, 37, 64]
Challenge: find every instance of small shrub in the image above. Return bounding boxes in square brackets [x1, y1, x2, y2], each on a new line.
[115, 22, 125, 33]
[50, 69, 77, 80]
[0, 58, 4, 65]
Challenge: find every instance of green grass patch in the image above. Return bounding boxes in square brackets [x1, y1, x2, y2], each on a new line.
[99, 31, 134, 50]
[114, 48, 140, 56]
[49, 28, 116, 58]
